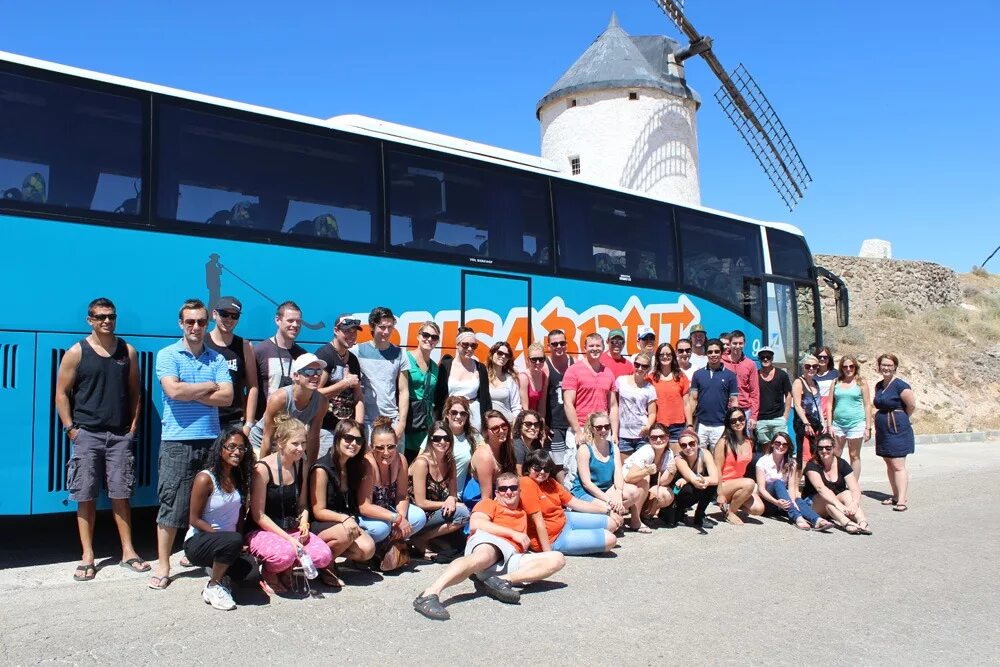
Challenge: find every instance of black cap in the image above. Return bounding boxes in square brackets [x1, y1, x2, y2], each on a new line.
[214, 296, 242, 312]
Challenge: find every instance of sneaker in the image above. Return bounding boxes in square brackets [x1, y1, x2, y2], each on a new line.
[413, 593, 450, 620]
[202, 582, 236, 611]
[473, 575, 520, 604]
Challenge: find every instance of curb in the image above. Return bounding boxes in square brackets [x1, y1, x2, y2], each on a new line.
[913, 431, 1000, 445]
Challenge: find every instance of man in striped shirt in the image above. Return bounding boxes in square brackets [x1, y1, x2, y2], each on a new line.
[149, 298, 232, 590]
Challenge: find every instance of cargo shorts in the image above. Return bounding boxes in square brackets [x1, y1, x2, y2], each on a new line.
[156, 439, 213, 528]
[66, 429, 135, 503]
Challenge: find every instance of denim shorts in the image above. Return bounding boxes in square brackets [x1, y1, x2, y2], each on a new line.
[617, 437, 647, 455]
[832, 421, 866, 439]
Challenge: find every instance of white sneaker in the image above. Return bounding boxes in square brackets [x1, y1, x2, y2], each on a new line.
[202, 582, 236, 611]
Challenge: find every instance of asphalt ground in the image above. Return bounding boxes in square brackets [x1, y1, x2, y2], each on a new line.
[1, 441, 998, 666]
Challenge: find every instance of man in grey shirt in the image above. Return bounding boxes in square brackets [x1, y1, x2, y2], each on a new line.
[354, 306, 410, 439]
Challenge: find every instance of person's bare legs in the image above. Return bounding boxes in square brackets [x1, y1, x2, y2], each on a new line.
[719, 479, 753, 524]
[846, 438, 863, 481]
[625, 481, 649, 529]
[411, 520, 465, 554]
[421, 546, 496, 598]
[833, 435, 847, 459]
[891, 456, 909, 506]
[746, 488, 765, 516]
[500, 551, 565, 585]
[883, 457, 899, 501]
[812, 494, 851, 528]
[110, 498, 141, 562]
[76, 500, 97, 567]
[319, 524, 377, 562]
[153, 525, 176, 581]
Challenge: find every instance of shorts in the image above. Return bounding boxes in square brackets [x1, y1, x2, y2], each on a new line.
[697, 424, 725, 452]
[667, 423, 687, 442]
[156, 439, 213, 528]
[832, 422, 866, 439]
[755, 417, 788, 446]
[465, 531, 522, 578]
[617, 437, 647, 455]
[548, 427, 569, 466]
[66, 429, 135, 502]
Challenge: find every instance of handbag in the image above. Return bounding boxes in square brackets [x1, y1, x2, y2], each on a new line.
[379, 541, 410, 572]
[405, 358, 434, 435]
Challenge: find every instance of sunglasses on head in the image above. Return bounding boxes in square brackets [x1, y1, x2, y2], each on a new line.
[496, 484, 519, 494]
[337, 318, 361, 329]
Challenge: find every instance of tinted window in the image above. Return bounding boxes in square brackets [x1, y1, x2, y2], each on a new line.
[553, 181, 676, 284]
[678, 209, 763, 313]
[157, 104, 379, 245]
[767, 228, 812, 280]
[387, 150, 551, 266]
[0, 70, 143, 216]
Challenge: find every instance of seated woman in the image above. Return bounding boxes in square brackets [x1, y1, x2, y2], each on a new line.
[183, 427, 257, 610]
[247, 415, 333, 594]
[670, 428, 720, 529]
[309, 419, 377, 587]
[464, 410, 518, 504]
[408, 420, 471, 558]
[420, 395, 481, 494]
[754, 432, 832, 531]
[621, 422, 677, 525]
[570, 412, 645, 532]
[357, 417, 428, 568]
[520, 449, 617, 554]
[803, 434, 872, 534]
[512, 409, 546, 474]
[713, 407, 765, 525]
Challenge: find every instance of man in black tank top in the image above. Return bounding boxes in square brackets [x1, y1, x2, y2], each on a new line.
[543, 329, 574, 467]
[55, 297, 146, 581]
[205, 296, 258, 434]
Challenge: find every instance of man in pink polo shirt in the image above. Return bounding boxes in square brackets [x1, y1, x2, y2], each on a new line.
[721, 329, 760, 434]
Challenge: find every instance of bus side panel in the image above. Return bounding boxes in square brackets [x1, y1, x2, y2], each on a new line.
[30, 333, 165, 515]
[0, 332, 35, 515]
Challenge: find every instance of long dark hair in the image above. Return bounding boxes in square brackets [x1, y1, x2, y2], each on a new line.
[331, 418, 367, 495]
[721, 407, 748, 461]
[655, 342, 680, 379]
[207, 426, 254, 511]
[443, 395, 479, 443]
[513, 409, 545, 449]
[482, 409, 517, 474]
[522, 448, 557, 477]
[418, 419, 457, 483]
[487, 341, 514, 382]
[762, 431, 797, 478]
[811, 433, 836, 466]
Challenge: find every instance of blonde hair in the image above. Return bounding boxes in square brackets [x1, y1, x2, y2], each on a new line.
[419, 320, 440, 335]
[583, 411, 612, 444]
[527, 341, 545, 357]
[273, 413, 306, 449]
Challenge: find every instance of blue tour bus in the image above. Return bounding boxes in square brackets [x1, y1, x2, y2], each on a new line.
[0, 51, 846, 515]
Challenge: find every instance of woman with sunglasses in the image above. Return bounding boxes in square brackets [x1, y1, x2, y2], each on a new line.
[310, 419, 376, 587]
[814, 346, 838, 420]
[622, 422, 677, 524]
[487, 341, 522, 423]
[422, 395, 482, 496]
[182, 427, 257, 609]
[825, 354, 872, 481]
[464, 410, 518, 504]
[754, 432, 832, 531]
[803, 433, 872, 534]
[570, 412, 646, 531]
[403, 321, 441, 462]
[518, 341, 549, 415]
[670, 428, 720, 529]
[873, 353, 915, 512]
[648, 342, 691, 446]
[408, 420, 470, 559]
[357, 417, 428, 559]
[792, 354, 825, 467]
[512, 409, 548, 475]
[250, 353, 329, 464]
[435, 331, 491, 432]
[520, 449, 618, 554]
[614, 351, 658, 463]
[713, 407, 764, 524]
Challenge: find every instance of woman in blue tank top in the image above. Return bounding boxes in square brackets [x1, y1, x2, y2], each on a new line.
[570, 412, 643, 533]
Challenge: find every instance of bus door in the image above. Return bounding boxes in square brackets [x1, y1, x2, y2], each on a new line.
[460, 270, 531, 366]
[0, 333, 35, 515]
[762, 278, 820, 376]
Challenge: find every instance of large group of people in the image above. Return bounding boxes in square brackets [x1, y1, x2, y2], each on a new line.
[55, 296, 917, 618]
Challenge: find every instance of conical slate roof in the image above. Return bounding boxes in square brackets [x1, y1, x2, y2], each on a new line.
[536, 13, 700, 116]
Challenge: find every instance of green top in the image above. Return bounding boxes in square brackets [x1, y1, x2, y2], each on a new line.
[404, 351, 439, 452]
[832, 381, 865, 428]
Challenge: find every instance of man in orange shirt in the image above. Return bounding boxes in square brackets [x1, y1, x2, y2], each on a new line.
[413, 472, 566, 620]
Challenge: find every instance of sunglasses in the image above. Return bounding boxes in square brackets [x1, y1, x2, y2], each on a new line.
[649, 434, 668, 442]
[419, 331, 440, 342]
[488, 423, 510, 434]
[842, 364, 856, 370]
[529, 465, 547, 474]
[494, 350, 511, 358]
[222, 443, 247, 453]
[496, 484, 519, 494]
[593, 424, 611, 432]
[679, 441, 698, 449]
[372, 444, 397, 453]
[521, 420, 540, 429]
[183, 318, 208, 327]
[772, 441, 789, 449]
[759, 355, 773, 361]
[803, 364, 819, 370]
[297, 368, 323, 377]
[430, 434, 450, 443]
[730, 416, 746, 423]
[658, 352, 673, 359]
[707, 349, 722, 355]
[460, 342, 479, 351]
[217, 310, 240, 320]
[634, 362, 650, 371]
[529, 356, 545, 363]
[89, 313, 117, 322]
[549, 341, 568, 348]
[448, 409, 468, 418]
[817, 446, 834, 452]
[340, 434, 362, 445]
[337, 318, 361, 329]
[818, 355, 830, 359]
[676, 348, 691, 354]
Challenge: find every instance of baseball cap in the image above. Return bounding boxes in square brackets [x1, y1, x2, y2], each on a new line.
[690, 324, 706, 334]
[291, 352, 327, 374]
[214, 296, 242, 313]
[335, 313, 362, 330]
[637, 325, 655, 340]
[757, 346, 775, 356]
[607, 328, 626, 341]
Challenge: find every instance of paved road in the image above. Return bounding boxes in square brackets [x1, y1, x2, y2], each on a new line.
[2, 442, 998, 666]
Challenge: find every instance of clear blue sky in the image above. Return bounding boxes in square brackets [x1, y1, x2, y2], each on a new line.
[4, 1, 996, 270]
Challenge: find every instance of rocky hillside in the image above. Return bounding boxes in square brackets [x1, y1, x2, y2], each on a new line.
[819, 265, 1000, 434]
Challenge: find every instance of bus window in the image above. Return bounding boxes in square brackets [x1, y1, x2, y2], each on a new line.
[0, 70, 143, 216]
[552, 181, 676, 284]
[156, 104, 379, 245]
[677, 209, 763, 312]
[767, 227, 813, 280]
[387, 150, 552, 267]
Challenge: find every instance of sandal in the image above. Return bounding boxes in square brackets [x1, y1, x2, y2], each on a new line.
[856, 521, 873, 535]
[794, 517, 811, 531]
[320, 565, 344, 588]
[812, 519, 834, 532]
[842, 522, 862, 535]
[893, 504, 908, 512]
[147, 575, 170, 590]
[73, 564, 96, 582]
[628, 523, 653, 534]
[413, 593, 450, 621]
[881, 497, 897, 506]
[120, 557, 151, 573]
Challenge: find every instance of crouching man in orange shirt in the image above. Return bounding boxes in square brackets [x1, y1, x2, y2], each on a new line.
[413, 471, 566, 620]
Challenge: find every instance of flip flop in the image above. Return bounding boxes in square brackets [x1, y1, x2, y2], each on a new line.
[178, 556, 193, 567]
[893, 504, 908, 512]
[147, 575, 171, 590]
[843, 522, 861, 535]
[73, 564, 96, 582]
[881, 498, 897, 506]
[628, 523, 653, 534]
[856, 522, 873, 535]
[120, 558, 151, 573]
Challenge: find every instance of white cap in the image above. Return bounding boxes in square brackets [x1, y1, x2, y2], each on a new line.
[291, 352, 327, 374]
[637, 325, 655, 340]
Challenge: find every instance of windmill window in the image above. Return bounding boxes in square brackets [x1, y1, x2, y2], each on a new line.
[570, 156, 581, 175]
[628, 92, 638, 100]
[568, 99, 577, 108]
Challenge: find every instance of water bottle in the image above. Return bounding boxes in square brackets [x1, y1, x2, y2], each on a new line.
[297, 546, 318, 580]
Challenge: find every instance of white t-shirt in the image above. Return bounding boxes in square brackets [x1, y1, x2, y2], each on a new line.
[615, 376, 657, 439]
[690, 353, 709, 372]
[755, 454, 788, 484]
[622, 444, 674, 477]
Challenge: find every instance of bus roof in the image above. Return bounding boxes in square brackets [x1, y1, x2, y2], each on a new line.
[0, 49, 805, 238]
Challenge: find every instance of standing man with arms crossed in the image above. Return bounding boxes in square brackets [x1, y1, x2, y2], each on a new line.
[722, 330, 760, 437]
[254, 300, 306, 418]
[563, 333, 619, 476]
[754, 346, 792, 446]
[150, 298, 232, 590]
[204, 296, 257, 434]
[355, 306, 409, 439]
[686, 339, 738, 451]
[315, 314, 364, 457]
[544, 329, 574, 470]
[56, 298, 146, 581]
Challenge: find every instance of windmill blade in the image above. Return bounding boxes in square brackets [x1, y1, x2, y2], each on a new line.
[711, 62, 812, 210]
[652, 0, 695, 40]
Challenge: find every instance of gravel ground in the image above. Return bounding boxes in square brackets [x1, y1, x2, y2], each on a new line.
[1, 441, 998, 666]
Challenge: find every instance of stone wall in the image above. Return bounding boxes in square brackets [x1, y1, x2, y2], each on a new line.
[814, 254, 961, 318]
